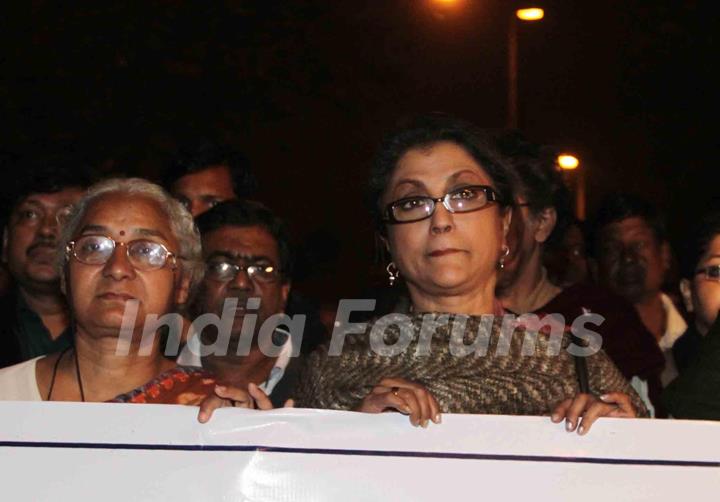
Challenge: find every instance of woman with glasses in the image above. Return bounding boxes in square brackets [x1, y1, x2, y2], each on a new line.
[0, 178, 221, 408]
[664, 209, 720, 419]
[296, 114, 645, 433]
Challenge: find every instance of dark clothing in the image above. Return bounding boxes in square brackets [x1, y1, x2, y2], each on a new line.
[0, 290, 72, 369]
[270, 355, 304, 408]
[663, 315, 720, 420]
[672, 323, 703, 374]
[535, 282, 667, 416]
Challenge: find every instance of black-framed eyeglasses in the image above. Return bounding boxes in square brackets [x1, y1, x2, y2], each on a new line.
[696, 265, 720, 282]
[384, 185, 501, 224]
[205, 259, 280, 284]
[66, 235, 178, 271]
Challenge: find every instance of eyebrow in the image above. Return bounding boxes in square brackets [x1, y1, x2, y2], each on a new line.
[393, 169, 487, 194]
[207, 251, 274, 263]
[79, 225, 169, 241]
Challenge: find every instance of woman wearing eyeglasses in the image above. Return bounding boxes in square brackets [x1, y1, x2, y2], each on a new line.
[663, 210, 720, 419]
[0, 178, 219, 407]
[296, 114, 645, 433]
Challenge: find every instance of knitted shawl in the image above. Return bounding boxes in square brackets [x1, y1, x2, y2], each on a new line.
[295, 313, 648, 417]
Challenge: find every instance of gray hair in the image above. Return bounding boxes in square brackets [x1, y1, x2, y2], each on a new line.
[57, 177, 203, 297]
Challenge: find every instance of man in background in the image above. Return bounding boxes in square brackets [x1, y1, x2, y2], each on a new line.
[0, 156, 91, 367]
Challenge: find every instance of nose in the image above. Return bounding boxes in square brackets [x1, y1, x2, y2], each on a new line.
[102, 243, 136, 281]
[38, 211, 59, 239]
[228, 266, 253, 292]
[430, 200, 454, 235]
[620, 246, 639, 265]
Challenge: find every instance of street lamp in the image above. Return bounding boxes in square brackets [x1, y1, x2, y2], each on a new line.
[508, 7, 545, 129]
[557, 153, 585, 220]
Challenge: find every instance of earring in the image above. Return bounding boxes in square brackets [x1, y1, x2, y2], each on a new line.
[498, 245, 510, 270]
[386, 262, 400, 287]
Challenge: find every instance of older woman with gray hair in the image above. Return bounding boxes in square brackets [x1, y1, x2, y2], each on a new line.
[0, 177, 241, 412]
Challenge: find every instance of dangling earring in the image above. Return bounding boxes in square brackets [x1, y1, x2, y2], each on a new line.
[386, 262, 400, 286]
[498, 245, 510, 270]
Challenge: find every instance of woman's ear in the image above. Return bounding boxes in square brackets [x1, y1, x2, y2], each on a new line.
[679, 278, 694, 313]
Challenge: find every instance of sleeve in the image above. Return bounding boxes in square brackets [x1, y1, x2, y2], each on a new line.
[586, 348, 650, 417]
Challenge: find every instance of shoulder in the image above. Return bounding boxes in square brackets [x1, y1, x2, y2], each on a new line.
[0, 356, 44, 401]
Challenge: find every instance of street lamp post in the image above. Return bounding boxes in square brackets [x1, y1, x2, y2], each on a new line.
[508, 8, 544, 129]
[558, 154, 585, 220]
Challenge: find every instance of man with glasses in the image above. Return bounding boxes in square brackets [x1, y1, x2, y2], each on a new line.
[179, 199, 302, 408]
[0, 157, 90, 368]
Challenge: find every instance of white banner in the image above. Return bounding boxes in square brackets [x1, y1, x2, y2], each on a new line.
[1, 401, 719, 501]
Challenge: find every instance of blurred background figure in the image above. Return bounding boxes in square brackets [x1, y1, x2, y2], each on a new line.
[494, 132, 666, 416]
[0, 155, 92, 368]
[592, 194, 687, 387]
[164, 139, 257, 218]
[663, 207, 720, 420]
[544, 219, 590, 288]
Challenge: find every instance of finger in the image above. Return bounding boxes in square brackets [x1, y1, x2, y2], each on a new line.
[248, 383, 274, 410]
[428, 390, 442, 424]
[357, 392, 410, 414]
[577, 401, 613, 435]
[550, 398, 572, 423]
[215, 385, 254, 409]
[396, 388, 423, 427]
[600, 393, 636, 417]
[283, 399, 295, 408]
[408, 385, 432, 427]
[197, 394, 225, 423]
[565, 393, 591, 432]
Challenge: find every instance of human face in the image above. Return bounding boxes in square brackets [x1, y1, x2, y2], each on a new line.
[384, 141, 509, 301]
[197, 225, 289, 343]
[3, 188, 84, 293]
[688, 234, 720, 335]
[170, 164, 236, 217]
[596, 216, 668, 303]
[67, 193, 188, 338]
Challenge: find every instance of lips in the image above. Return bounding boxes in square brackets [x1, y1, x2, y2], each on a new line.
[97, 292, 137, 301]
[27, 244, 56, 262]
[428, 248, 463, 257]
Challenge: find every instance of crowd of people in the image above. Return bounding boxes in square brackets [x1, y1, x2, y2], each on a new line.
[0, 113, 718, 431]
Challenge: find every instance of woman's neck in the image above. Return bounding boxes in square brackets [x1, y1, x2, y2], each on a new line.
[67, 328, 175, 402]
[408, 281, 497, 316]
[499, 251, 561, 314]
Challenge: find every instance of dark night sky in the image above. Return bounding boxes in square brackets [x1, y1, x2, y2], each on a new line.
[1, 0, 717, 301]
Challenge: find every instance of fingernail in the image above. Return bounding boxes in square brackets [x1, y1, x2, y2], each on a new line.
[565, 419, 574, 432]
[403, 406, 412, 414]
[599, 394, 609, 402]
[199, 412, 207, 422]
[578, 425, 585, 435]
[215, 385, 226, 392]
[422, 420, 429, 428]
[551, 414, 559, 422]
[434, 413, 442, 424]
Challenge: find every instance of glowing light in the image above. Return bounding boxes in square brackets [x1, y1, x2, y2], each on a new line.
[516, 8, 545, 21]
[558, 154, 580, 170]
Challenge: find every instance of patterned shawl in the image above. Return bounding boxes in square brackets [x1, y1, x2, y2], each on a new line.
[294, 313, 648, 417]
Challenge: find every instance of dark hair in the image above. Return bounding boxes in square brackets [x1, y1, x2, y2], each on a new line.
[679, 208, 720, 279]
[591, 193, 667, 252]
[196, 199, 293, 281]
[163, 140, 257, 198]
[492, 130, 573, 247]
[1, 153, 95, 219]
[367, 113, 514, 232]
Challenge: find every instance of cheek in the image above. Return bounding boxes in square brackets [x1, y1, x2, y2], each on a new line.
[388, 226, 425, 265]
[696, 283, 720, 322]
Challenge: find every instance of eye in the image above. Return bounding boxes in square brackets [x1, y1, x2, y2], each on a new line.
[397, 198, 429, 212]
[17, 209, 40, 221]
[450, 187, 481, 200]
